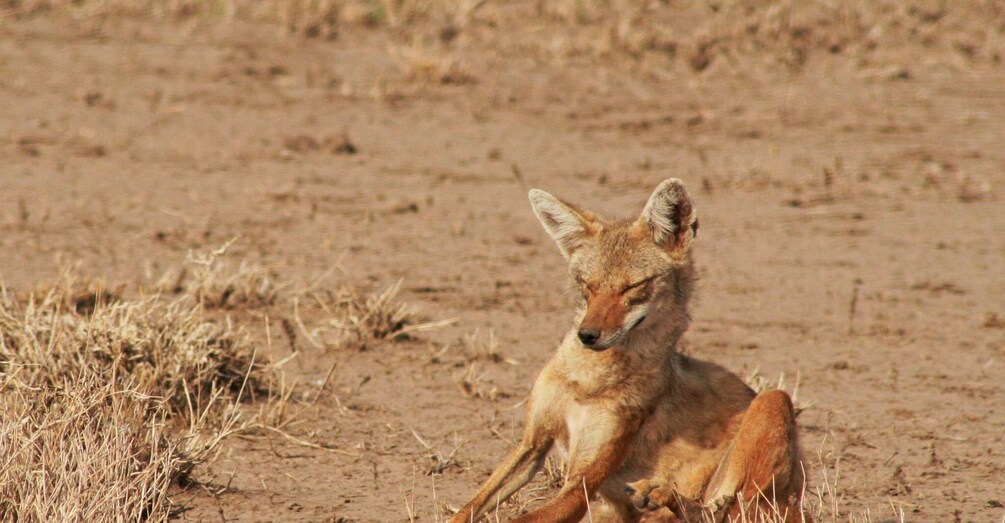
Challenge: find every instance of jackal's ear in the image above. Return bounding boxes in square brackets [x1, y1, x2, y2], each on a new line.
[528, 189, 598, 259]
[638, 178, 698, 256]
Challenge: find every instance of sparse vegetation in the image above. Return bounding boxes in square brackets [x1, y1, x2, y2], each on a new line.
[460, 329, 515, 365]
[454, 361, 506, 401]
[0, 253, 391, 519]
[323, 279, 416, 343]
[391, 36, 476, 85]
[280, 0, 339, 39]
[3, 0, 1002, 71]
[537, 0, 1005, 71]
[0, 270, 265, 521]
[302, 278, 452, 350]
[0, 276, 271, 418]
[0, 0, 482, 35]
[0, 371, 235, 521]
[170, 240, 281, 310]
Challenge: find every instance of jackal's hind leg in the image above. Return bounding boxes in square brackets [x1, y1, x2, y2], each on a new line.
[703, 390, 804, 523]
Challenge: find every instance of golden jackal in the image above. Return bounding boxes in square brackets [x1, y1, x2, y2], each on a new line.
[449, 179, 806, 523]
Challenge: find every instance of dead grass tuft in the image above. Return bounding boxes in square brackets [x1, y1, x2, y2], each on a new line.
[280, 0, 339, 39]
[0, 260, 291, 520]
[411, 428, 463, 476]
[0, 0, 484, 40]
[542, 455, 565, 489]
[35, 269, 122, 315]
[304, 278, 451, 350]
[391, 37, 476, 85]
[320, 279, 414, 345]
[182, 242, 280, 310]
[0, 0, 234, 21]
[0, 371, 237, 521]
[460, 329, 515, 364]
[0, 279, 271, 420]
[0, 270, 263, 520]
[6, 0, 1004, 73]
[454, 362, 506, 402]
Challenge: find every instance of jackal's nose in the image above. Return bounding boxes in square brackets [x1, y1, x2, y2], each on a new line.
[577, 328, 600, 346]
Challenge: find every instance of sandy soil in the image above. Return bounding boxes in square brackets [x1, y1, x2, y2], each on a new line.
[2, 2, 1004, 521]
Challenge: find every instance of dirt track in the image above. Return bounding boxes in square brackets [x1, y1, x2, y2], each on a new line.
[2, 2, 1005, 521]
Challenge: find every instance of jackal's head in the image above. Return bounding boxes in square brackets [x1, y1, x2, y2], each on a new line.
[529, 179, 698, 351]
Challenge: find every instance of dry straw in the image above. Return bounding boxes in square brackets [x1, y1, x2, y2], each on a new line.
[0, 270, 268, 521]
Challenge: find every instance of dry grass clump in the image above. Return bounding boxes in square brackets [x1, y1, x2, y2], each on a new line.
[172, 242, 281, 311]
[326, 279, 415, 341]
[454, 362, 505, 401]
[280, 0, 339, 38]
[36, 270, 122, 315]
[339, 0, 486, 31]
[295, 277, 454, 350]
[0, 372, 235, 521]
[0, 271, 274, 521]
[452, 330, 514, 401]
[390, 37, 476, 85]
[411, 428, 463, 476]
[4, 0, 1003, 71]
[304, 279, 413, 349]
[460, 329, 518, 365]
[0, 279, 270, 419]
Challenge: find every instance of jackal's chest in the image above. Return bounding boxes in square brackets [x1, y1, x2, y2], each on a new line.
[553, 399, 656, 473]
[553, 400, 594, 458]
[553, 397, 729, 502]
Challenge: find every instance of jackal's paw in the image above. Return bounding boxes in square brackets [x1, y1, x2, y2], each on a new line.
[637, 507, 678, 523]
[625, 479, 676, 511]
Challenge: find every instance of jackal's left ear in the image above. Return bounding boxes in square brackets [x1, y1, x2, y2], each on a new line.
[528, 189, 598, 259]
[638, 178, 698, 256]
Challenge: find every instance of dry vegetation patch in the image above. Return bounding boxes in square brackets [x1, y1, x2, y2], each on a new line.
[0, 279, 271, 416]
[298, 278, 453, 350]
[0, 373, 213, 521]
[0, 270, 273, 521]
[175, 243, 281, 311]
[538, 0, 1005, 71]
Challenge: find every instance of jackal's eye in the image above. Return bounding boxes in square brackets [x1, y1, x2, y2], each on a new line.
[621, 276, 656, 295]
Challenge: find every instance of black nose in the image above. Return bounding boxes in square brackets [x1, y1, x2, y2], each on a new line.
[578, 329, 600, 346]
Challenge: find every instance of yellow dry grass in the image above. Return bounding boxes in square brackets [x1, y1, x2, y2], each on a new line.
[0, 267, 271, 521]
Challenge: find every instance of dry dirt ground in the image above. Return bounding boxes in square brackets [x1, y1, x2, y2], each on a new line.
[2, 2, 1005, 522]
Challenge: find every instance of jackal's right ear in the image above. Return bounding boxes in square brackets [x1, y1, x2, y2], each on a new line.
[528, 189, 598, 259]
[638, 178, 698, 258]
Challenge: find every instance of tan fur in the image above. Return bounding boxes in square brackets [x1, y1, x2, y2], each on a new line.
[450, 180, 807, 523]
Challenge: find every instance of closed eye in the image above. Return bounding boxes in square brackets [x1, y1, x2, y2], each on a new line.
[622, 276, 656, 294]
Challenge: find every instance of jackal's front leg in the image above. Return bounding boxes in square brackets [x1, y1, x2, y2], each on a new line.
[510, 412, 640, 523]
[450, 367, 569, 523]
[449, 439, 551, 523]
